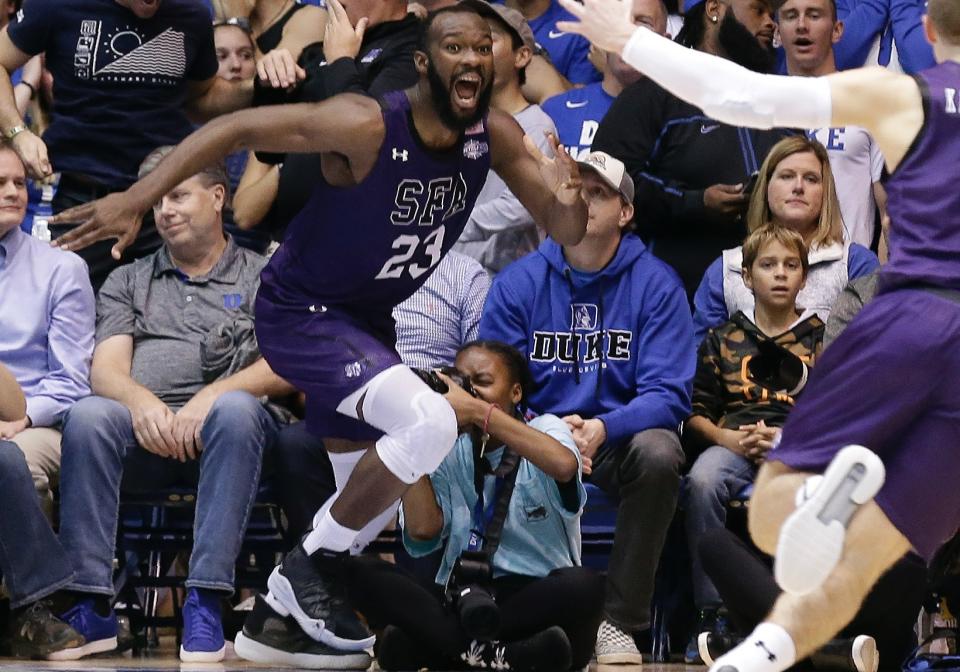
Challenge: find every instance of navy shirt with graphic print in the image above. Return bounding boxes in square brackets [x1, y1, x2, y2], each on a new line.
[8, 0, 218, 189]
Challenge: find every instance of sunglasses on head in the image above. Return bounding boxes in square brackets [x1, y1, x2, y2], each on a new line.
[213, 16, 252, 32]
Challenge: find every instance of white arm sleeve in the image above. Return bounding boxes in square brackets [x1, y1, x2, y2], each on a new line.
[621, 27, 833, 130]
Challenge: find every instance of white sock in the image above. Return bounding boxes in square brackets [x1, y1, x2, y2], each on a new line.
[310, 450, 400, 555]
[328, 450, 365, 490]
[302, 510, 359, 554]
[711, 623, 796, 672]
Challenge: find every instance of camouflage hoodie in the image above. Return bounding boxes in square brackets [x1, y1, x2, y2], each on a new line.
[691, 310, 825, 430]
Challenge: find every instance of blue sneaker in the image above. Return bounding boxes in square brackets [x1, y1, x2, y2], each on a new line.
[180, 588, 226, 662]
[48, 598, 118, 660]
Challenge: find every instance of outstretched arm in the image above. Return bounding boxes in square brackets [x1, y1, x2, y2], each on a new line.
[555, 0, 923, 169]
[488, 109, 587, 246]
[50, 94, 385, 257]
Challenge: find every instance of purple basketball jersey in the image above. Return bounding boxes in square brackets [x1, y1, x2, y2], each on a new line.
[881, 61, 960, 291]
[259, 90, 493, 314]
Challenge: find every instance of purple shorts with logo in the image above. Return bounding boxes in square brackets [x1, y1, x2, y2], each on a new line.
[770, 289, 960, 560]
[254, 291, 400, 441]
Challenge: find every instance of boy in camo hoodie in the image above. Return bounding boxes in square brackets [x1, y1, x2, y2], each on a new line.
[682, 225, 825, 651]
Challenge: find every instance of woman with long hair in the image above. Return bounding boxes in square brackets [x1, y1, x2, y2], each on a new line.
[692, 136, 879, 343]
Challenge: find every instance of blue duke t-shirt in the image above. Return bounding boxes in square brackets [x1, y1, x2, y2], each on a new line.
[8, 0, 218, 189]
[541, 81, 614, 160]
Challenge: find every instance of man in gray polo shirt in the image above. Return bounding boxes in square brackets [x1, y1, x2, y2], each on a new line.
[54, 147, 292, 664]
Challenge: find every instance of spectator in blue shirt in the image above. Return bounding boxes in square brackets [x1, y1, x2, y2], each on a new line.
[831, 0, 934, 71]
[500, 0, 602, 83]
[480, 151, 696, 665]
[542, 0, 668, 160]
[0, 145, 95, 516]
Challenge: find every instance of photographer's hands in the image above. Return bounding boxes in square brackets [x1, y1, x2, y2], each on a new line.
[437, 371, 489, 429]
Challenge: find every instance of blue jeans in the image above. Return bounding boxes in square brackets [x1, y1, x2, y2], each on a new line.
[58, 391, 277, 596]
[682, 445, 757, 608]
[0, 442, 74, 608]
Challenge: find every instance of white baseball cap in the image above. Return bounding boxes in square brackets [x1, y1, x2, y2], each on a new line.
[576, 151, 635, 203]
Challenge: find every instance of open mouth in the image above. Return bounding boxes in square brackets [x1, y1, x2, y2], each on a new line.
[453, 72, 482, 107]
[793, 37, 814, 49]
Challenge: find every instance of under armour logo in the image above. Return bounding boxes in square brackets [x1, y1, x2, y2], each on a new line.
[392, 148, 408, 162]
[755, 640, 777, 662]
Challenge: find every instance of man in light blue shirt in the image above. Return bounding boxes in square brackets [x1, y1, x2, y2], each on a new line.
[0, 145, 95, 513]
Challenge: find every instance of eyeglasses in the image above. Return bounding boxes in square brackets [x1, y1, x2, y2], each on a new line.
[213, 16, 252, 33]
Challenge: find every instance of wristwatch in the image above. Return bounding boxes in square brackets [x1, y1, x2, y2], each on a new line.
[3, 124, 28, 140]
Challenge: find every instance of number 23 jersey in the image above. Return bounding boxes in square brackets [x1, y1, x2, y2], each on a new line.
[260, 90, 492, 315]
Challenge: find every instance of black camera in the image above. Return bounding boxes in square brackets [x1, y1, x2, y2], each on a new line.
[445, 551, 500, 639]
[411, 366, 478, 398]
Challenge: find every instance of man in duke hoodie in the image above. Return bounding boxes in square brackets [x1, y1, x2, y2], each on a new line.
[479, 151, 696, 664]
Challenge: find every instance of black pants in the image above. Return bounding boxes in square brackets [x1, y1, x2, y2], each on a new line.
[344, 556, 605, 670]
[699, 527, 927, 671]
[271, 422, 337, 540]
[51, 173, 162, 292]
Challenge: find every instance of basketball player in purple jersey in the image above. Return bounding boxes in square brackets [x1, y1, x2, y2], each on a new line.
[49, 5, 587, 668]
[552, 2, 960, 672]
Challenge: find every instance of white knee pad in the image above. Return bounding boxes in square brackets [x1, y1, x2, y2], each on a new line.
[337, 365, 458, 485]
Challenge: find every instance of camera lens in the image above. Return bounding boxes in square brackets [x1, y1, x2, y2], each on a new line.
[457, 586, 501, 639]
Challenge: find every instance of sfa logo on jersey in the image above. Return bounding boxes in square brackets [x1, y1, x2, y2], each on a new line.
[463, 139, 489, 160]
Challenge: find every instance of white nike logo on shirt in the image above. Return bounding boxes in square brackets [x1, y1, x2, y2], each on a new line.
[548, 30, 566, 38]
[700, 124, 720, 134]
[565, 100, 589, 109]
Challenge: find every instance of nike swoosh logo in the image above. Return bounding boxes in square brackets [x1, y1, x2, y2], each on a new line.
[700, 124, 720, 134]
[548, 30, 566, 38]
[565, 100, 589, 109]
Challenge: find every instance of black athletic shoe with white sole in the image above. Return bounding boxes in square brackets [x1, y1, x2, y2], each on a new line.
[265, 544, 375, 651]
[233, 595, 370, 670]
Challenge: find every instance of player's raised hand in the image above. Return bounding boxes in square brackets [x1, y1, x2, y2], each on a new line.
[49, 192, 144, 260]
[555, 0, 638, 55]
[524, 131, 582, 207]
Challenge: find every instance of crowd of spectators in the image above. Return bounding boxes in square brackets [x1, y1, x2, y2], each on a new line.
[0, 0, 938, 669]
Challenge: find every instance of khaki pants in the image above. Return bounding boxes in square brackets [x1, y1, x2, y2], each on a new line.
[9, 427, 62, 518]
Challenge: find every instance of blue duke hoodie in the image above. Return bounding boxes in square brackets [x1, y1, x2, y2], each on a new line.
[479, 234, 696, 444]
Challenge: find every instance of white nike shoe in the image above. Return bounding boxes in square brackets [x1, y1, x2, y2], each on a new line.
[775, 445, 885, 595]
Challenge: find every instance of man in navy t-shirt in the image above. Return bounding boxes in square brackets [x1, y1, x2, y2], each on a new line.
[0, 0, 251, 288]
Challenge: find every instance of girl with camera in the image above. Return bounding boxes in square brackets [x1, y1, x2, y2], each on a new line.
[345, 340, 604, 671]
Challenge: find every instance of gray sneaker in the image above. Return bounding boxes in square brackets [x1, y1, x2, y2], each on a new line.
[596, 620, 642, 665]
